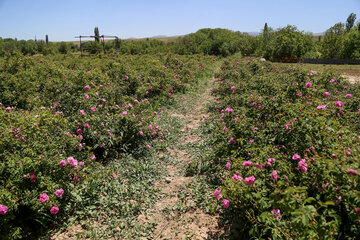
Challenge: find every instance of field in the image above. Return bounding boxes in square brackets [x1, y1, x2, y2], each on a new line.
[0, 53, 359, 239]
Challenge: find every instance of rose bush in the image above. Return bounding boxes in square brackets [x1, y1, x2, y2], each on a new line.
[198, 57, 359, 239]
[0, 53, 214, 238]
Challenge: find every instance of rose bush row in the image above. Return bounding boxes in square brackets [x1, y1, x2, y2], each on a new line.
[196, 58, 359, 239]
[0, 53, 215, 238]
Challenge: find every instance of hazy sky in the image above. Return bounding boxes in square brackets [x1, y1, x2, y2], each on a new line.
[1, 0, 359, 41]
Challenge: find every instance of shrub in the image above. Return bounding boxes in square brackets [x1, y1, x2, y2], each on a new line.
[201, 57, 360, 239]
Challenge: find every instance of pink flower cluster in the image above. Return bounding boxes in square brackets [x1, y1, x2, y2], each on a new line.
[67, 157, 78, 167]
[298, 159, 308, 172]
[267, 158, 275, 166]
[213, 190, 229, 208]
[232, 172, 243, 182]
[225, 107, 233, 113]
[334, 101, 344, 107]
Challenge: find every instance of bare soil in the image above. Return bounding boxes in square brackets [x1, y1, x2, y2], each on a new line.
[342, 75, 360, 84]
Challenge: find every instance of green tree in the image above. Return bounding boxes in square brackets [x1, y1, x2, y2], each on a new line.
[346, 13, 356, 31]
[264, 25, 312, 60]
[94, 27, 100, 43]
[321, 23, 345, 58]
[343, 29, 360, 59]
[45, 35, 48, 45]
[262, 23, 270, 43]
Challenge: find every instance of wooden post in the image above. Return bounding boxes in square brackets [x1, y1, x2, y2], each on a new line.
[80, 36, 82, 57]
[102, 35, 105, 54]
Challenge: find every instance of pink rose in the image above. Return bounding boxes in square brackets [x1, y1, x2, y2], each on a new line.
[0, 204, 8, 215]
[292, 154, 301, 160]
[59, 160, 66, 166]
[271, 209, 281, 221]
[67, 157, 75, 165]
[244, 176, 255, 186]
[257, 164, 265, 169]
[213, 190, 222, 200]
[50, 206, 59, 214]
[272, 170, 278, 180]
[39, 193, 49, 203]
[305, 82, 312, 88]
[222, 199, 230, 209]
[80, 110, 85, 115]
[91, 107, 96, 112]
[345, 94, 352, 98]
[84, 94, 89, 99]
[243, 161, 252, 167]
[226, 162, 231, 170]
[348, 169, 357, 176]
[334, 101, 344, 107]
[146, 145, 151, 149]
[55, 188, 64, 198]
[84, 123, 89, 129]
[323, 92, 330, 97]
[84, 85, 90, 91]
[29, 173, 36, 182]
[317, 105, 326, 109]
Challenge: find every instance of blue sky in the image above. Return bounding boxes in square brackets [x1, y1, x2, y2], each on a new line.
[0, 0, 359, 41]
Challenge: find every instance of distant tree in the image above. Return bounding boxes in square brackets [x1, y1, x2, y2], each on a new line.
[45, 35, 48, 45]
[259, 23, 274, 58]
[262, 23, 270, 42]
[346, 13, 356, 31]
[94, 27, 100, 43]
[59, 42, 68, 54]
[264, 25, 313, 60]
[36, 40, 46, 53]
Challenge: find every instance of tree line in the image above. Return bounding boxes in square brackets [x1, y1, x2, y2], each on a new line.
[0, 13, 359, 60]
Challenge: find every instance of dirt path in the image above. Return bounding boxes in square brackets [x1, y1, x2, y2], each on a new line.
[137, 69, 223, 239]
[342, 75, 360, 84]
